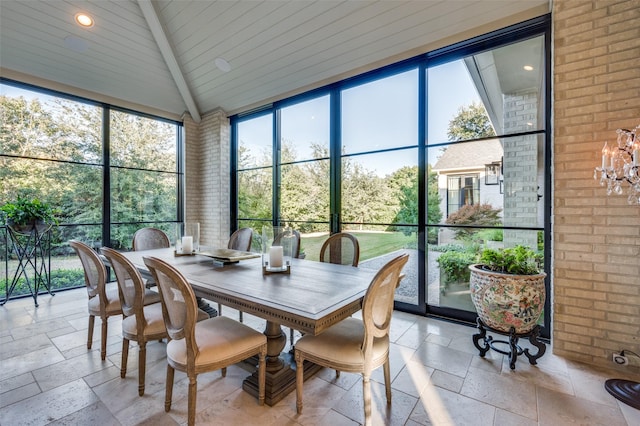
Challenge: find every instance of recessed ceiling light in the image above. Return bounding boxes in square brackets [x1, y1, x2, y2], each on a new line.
[215, 57, 231, 73]
[523, 65, 534, 71]
[75, 13, 94, 28]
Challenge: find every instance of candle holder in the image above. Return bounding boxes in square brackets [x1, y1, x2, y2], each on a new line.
[175, 222, 200, 255]
[261, 225, 293, 275]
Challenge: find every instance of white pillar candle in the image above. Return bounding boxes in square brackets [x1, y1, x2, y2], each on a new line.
[633, 148, 639, 167]
[269, 246, 283, 268]
[182, 236, 193, 253]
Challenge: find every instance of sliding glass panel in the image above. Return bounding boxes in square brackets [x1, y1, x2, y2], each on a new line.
[281, 95, 330, 162]
[281, 160, 329, 229]
[110, 169, 176, 223]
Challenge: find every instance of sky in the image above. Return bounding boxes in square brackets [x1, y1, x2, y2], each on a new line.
[3, 59, 481, 177]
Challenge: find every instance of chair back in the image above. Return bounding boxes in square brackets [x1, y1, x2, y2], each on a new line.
[362, 253, 409, 343]
[132, 227, 170, 251]
[319, 232, 360, 266]
[100, 247, 146, 321]
[228, 227, 253, 251]
[274, 229, 301, 258]
[143, 256, 198, 356]
[69, 240, 107, 301]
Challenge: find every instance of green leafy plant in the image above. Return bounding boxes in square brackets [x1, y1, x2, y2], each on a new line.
[445, 203, 502, 240]
[1, 197, 59, 226]
[437, 249, 477, 284]
[476, 245, 543, 275]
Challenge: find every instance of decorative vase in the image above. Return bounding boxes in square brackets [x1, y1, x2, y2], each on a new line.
[7, 219, 50, 235]
[469, 264, 546, 334]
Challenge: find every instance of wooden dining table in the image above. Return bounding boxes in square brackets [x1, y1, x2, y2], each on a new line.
[116, 247, 378, 406]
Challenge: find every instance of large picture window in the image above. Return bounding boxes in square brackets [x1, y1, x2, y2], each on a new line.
[1, 80, 182, 301]
[231, 16, 550, 335]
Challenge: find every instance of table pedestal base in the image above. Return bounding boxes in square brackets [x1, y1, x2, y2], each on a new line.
[242, 352, 322, 406]
[242, 320, 322, 406]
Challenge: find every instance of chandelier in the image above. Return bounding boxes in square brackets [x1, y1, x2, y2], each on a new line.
[594, 125, 640, 205]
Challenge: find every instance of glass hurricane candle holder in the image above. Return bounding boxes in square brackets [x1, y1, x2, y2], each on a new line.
[262, 225, 292, 275]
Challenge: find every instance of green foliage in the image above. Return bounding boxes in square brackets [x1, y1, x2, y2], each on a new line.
[1, 196, 59, 225]
[447, 101, 496, 141]
[436, 248, 477, 284]
[445, 203, 502, 240]
[1, 93, 179, 248]
[0, 268, 85, 297]
[477, 245, 543, 275]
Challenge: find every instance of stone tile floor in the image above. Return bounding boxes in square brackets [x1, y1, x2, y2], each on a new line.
[1, 286, 639, 425]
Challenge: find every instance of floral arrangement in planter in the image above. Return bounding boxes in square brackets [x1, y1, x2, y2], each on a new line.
[469, 245, 546, 334]
[0, 197, 59, 234]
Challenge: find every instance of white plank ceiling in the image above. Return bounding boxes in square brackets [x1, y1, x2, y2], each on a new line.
[0, 0, 549, 120]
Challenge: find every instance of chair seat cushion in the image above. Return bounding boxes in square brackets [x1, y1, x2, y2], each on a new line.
[295, 317, 388, 368]
[88, 285, 121, 316]
[122, 302, 166, 339]
[167, 316, 266, 369]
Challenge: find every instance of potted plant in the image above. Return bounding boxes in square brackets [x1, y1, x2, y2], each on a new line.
[469, 245, 546, 334]
[0, 196, 59, 234]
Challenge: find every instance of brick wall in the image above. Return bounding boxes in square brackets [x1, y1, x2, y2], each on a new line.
[184, 109, 231, 248]
[553, 0, 640, 371]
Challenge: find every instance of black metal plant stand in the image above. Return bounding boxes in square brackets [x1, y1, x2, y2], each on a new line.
[2, 225, 54, 307]
[472, 317, 546, 370]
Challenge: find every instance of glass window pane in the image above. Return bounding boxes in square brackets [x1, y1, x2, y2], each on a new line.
[427, 35, 544, 145]
[237, 113, 273, 169]
[1, 83, 102, 163]
[238, 168, 272, 220]
[111, 169, 176, 225]
[342, 69, 418, 154]
[281, 160, 329, 230]
[342, 149, 417, 226]
[281, 96, 330, 162]
[427, 228, 543, 315]
[110, 111, 177, 172]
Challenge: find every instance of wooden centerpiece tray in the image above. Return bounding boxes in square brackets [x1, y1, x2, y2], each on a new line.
[197, 248, 260, 265]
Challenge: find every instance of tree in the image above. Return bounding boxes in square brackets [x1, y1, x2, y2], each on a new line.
[447, 101, 495, 141]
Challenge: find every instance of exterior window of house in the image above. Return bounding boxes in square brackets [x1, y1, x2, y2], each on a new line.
[0, 80, 182, 300]
[447, 174, 479, 215]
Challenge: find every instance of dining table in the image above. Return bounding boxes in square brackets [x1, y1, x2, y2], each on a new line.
[115, 247, 378, 406]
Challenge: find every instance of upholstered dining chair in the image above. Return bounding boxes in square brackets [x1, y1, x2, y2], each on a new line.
[132, 227, 170, 251]
[143, 256, 267, 426]
[69, 240, 161, 361]
[219, 227, 254, 321]
[319, 232, 360, 267]
[289, 231, 361, 346]
[100, 247, 171, 396]
[294, 253, 409, 426]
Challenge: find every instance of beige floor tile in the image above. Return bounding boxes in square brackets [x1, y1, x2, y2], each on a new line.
[392, 359, 434, 398]
[460, 366, 537, 420]
[494, 408, 538, 426]
[537, 385, 629, 425]
[331, 376, 418, 425]
[0, 345, 65, 381]
[33, 348, 113, 392]
[410, 385, 495, 426]
[411, 341, 473, 378]
[429, 370, 464, 394]
[0, 379, 99, 426]
[47, 400, 122, 426]
[395, 321, 433, 350]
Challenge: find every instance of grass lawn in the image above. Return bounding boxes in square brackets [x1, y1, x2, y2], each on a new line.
[300, 231, 416, 262]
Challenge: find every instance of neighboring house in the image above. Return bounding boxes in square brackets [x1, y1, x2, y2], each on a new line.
[432, 139, 504, 219]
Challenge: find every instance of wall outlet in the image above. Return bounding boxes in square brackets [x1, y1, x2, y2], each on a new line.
[612, 352, 629, 365]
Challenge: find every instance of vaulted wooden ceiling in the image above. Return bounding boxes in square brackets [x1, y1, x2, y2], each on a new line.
[0, 1, 549, 121]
